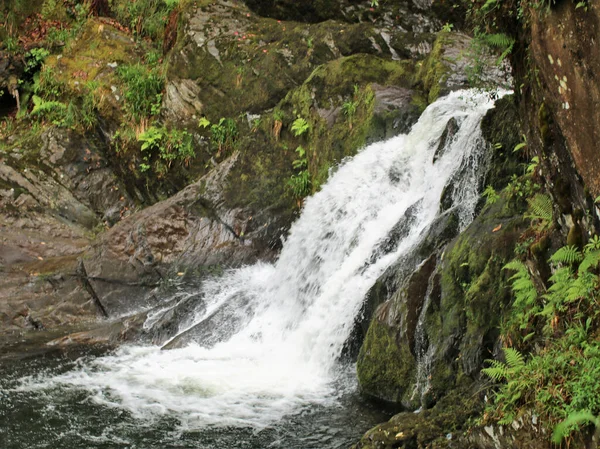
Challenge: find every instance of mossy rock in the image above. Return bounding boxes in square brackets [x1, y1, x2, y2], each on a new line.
[480, 94, 526, 190]
[352, 386, 482, 449]
[357, 314, 416, 404]
[426, 194, 528, 399]
[165, 1, 397, 123]
[221, 53, 423, 244]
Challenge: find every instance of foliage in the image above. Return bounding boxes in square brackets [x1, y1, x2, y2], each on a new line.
[41, 0, 68, 22]
[553, 412, 599, 444]
[288, 145, 311, 199]
[25, 48, 50, 75]
[34, 66, 67, 100]
[487, 238, 600, 439]
[210, 118, 238, 155]
[117, 63, 164, 121]
[288, 170, 311, 199]
[30, 95, 68, 125]
[292, 145, 307, 169]
[506, 174, 539, 200]
[342, 100, 359, 130]
[525, 193, 553, 229]
[291, 116, 309, 137]
[108, 0, 183, 43]
[137, 125, 195, 173]
[483, 185, 499, 205]
[482, 348, 529, 425]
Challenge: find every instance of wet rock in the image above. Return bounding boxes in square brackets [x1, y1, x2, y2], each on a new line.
[433, 117, 459, 163]
[82, 153, 276, 316]
[351, 387, 483, 449]
[162, 292, 253, 349]
[357, 192, 527, 408]
[368, 84, 422, 142]
[415, 32, 511, 104]
[528, 1, 600, 199]
[145, 293, 207, 346]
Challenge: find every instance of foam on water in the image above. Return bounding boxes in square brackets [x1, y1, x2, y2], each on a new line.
[15, 89, 505, 429]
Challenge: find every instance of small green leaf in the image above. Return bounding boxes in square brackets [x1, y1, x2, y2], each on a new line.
[513, 142, 527, 153]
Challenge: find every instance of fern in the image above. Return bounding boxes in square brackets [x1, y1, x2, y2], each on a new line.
[553, 411, 599, 443]
[579, 250, 600, 274]
[549, 245, 583, 265]
[566, 272, 597, 303]
[482, 348, 526, 383]
[504, 347, 525, 369]
[482, 359, 509, 382]
[482, 33, 514, 49]
[291, 117, 309, 137]
[504, 260, 538, 309]
[525, 193, 553, 229]
[584, 235, 600, 253]
[30, 95, 67, 116]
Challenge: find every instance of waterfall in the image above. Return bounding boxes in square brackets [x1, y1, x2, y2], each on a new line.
[19, 89, 503, 430]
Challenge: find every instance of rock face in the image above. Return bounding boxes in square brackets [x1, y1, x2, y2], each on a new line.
[81, 153, 275, 316]
[0, 127, 136, 337]
[356, 99, 527, 409]
[528, 1, 600, 199]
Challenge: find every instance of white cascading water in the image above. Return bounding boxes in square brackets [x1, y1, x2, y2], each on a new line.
[19, 90, 503, 429]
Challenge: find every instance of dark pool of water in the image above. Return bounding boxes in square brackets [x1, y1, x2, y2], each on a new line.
[0, 350, 391, 449]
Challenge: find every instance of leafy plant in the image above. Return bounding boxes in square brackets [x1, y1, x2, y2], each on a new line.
[137, 125, 195, 173]
[482, 185, 499, 205]
[288, 170, 311, 199]
[273, 109, 284, 141]
[482, 348, 529, 425]
[117, 64, 164, 121]
[486, 237, 600, 436]
[25, 48, 50, 74]
[342, 100, 358, 130]
[441, 23, 454, 32]
[4, 36, 19, 53]
[210, 118, 237, 156]
[549, 245, 583, 265]
[553, 412, 599, 443]
[525, 193, 553, 229]
[292, 146, 307, 169]
[30, 95, 68, 125]
[291, 116, 309, 137]
[288, 145, 311, 200]
[109, 0, 183, 44]
[506, 174, 539, 200]
[34, 66, 67, 100]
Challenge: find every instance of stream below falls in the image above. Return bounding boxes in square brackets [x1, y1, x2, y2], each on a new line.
[0, 90, 504, 448]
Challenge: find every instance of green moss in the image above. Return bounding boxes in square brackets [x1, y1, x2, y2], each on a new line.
[357, 317, 416, 403]
[414, 33, 450, 104]
[429, 195, 528, 396]
[480, 95, 525, 190]
[353, 387, 482, 449]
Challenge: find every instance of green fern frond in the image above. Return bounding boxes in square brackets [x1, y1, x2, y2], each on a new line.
[579, 250, 600, 274]
[504, 260, 528, 273]
[525, 193, 553, 228]
[483, 33, 515, 49]
[549, 245, 583, 265]
[552, 411, 599, 444]
[547, 266, 574, 290]
[504, 260, 537, 307]
[504, 347, 525, 369]
[567, 272, 598, 303]
[482, 360, 508, 382]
